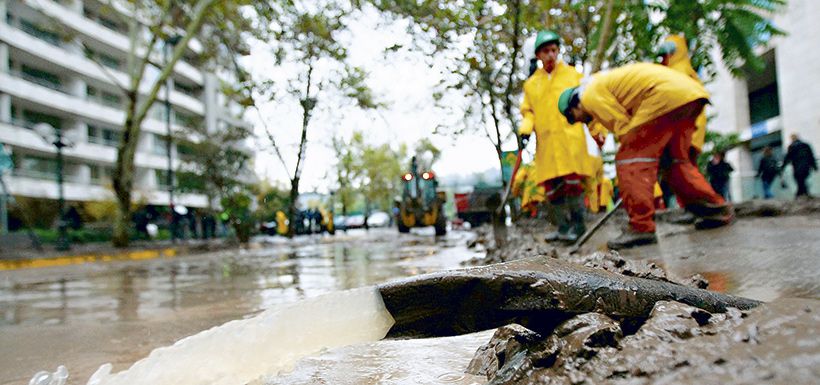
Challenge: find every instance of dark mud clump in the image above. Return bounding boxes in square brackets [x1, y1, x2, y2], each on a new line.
[467, 298, 819, 384]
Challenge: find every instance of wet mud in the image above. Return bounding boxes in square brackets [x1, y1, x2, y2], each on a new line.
[446, 198, 820, 384]
[378, 256, 759, 338]
[466, 298, 819, 384]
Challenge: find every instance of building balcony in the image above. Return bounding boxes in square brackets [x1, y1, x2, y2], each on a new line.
[1, 24, 205, 115]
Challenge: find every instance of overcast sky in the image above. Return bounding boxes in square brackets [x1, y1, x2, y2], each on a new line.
[243, 6, 525, 194]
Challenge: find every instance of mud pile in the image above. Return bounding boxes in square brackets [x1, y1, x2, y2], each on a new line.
[467, 298, 819, 384]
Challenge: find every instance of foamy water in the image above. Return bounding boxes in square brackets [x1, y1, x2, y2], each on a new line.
[83, 287, 395, 385]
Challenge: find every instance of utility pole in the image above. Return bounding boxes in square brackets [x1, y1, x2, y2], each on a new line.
[54, 128, 70, 251]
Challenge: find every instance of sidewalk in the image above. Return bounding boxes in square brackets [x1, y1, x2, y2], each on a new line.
[0, 238, 234, 270]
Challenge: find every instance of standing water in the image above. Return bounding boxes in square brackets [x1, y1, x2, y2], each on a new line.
[84, 287, 394, 385]
[2, 229, 483, 385]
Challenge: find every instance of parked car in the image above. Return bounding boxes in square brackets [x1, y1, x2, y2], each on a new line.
[344, 214, 365, 229]
[367, 211, 391, 227]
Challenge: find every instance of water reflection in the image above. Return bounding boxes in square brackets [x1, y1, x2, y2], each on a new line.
[0, 230, 480, 327]
[618, 216, 820, 301]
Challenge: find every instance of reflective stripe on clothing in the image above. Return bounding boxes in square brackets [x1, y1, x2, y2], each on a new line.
[616, 100, 723, 232]
[616, 157, 658, 165]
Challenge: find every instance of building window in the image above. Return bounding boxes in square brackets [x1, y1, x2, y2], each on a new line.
[20, 65, 64, 93]
[87, 125, 121, 146]
[745, 49, 779, 125]
[22, 110, 62, 131]
[19, 19, 62, 46]
[174, 81, 201, 98]
[87, 86, 123, 108]
[155, 169, 172, 189]
[90, 164, 114, 185]
[12, 154, 80, 183]
[173, 110, 202, 129]
[152, 134, 170, 156]
[83, 7, 127, 34]
[86, 49, 123, 71]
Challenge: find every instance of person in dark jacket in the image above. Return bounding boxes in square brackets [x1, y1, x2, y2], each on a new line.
[756, 146, 780, 199]
[782, 134, 818, 198]
[707, 151, 733, 201]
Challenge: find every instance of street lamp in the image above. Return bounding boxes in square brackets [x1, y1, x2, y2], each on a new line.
[164, 34, 181, 242]
[34, 123, 73, 251]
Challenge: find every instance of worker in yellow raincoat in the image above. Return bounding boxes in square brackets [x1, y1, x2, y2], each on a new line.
[275, 210, 288, 236]
[519, 30, 593, 243]
[658, 34, 707, 156]
[585, 156, 604, 214]
[558, 63, 733, 250]
[512, 162, 546, 216]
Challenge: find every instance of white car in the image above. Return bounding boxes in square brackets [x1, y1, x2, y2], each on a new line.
[367, 211, 391, 227]
[344, 214, 365, 229]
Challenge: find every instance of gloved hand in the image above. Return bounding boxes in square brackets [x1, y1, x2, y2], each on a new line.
[520, 134, 530, 146]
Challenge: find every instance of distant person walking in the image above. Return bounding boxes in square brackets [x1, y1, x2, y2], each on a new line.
[756, 146, 780, 199]
[782, 134, 818, 198]
[707, 151, 733, 201]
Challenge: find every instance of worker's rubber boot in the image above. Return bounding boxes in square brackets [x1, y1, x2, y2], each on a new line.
[607, 227, 658, 250]
[561, 196, 587, 243]
[668, 211, 696, 225]
[544, 201, 570, 242]
[694, 205, 735, 230]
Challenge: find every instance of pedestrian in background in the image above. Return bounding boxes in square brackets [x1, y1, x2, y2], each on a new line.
[782, 134, 818, 198]
[756, 146, 780, 199]
[707, 151, 733, 201]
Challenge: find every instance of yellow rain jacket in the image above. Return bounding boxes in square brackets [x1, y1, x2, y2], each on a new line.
[585, 156, 605, 213]
[599, 177, 614, 211]
[512, 163, 546, 212]
[520, 61, 593, 185]
[275, 210, 288, 236]
[663, 35, 707, 150]
[580, 63, 710, 139]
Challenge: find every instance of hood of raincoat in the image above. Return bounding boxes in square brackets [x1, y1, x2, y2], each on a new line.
[663, 35, 698, 80]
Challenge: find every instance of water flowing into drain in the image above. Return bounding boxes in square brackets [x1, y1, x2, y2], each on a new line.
[81, 287, 394, 385]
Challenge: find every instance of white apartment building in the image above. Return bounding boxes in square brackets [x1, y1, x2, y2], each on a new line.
[0, 0, 254, 218]
[707, 0, 820, 201]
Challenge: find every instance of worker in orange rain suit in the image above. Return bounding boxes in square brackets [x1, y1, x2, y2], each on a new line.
[658, 34, 710, 221]
[558, 63, 734, 250]
[519, 30, 593, 243]
[512, 163, 547, 217]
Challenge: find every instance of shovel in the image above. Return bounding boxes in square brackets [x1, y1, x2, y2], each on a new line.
[568, 198, 622, 254]
[496, 139, 527, 216]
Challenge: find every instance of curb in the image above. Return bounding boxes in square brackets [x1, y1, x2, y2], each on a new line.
[0, 247, 179, 271]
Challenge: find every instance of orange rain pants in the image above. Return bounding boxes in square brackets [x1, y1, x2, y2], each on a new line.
[616, 100, 725, 233]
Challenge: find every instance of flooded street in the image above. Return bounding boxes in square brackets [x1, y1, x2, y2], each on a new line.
[0, 229, 482, 385]
[2, 214, 818, 385]
[590, 215, 820, 301]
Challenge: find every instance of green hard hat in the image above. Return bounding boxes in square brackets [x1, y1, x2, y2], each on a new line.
[558, 87, 579, 124]
[534, 30, 561, 53]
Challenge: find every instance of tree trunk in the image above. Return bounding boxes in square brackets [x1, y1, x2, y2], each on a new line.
[287, 64, 314, 238]
[591, 0, 616, 73]
[112, 102, 140, 247]
[287, 177, 299, 238]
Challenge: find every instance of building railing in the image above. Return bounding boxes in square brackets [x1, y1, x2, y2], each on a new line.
[11, 168, 83, 184]
[87, 135, 120, 147]
[5, 69, 70, 95]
